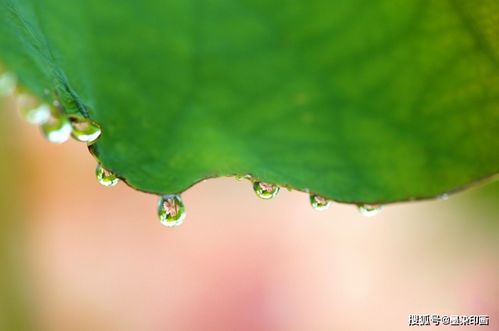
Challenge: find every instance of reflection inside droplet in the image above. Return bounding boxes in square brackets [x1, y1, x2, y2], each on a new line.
[96, 164, 119, 187]
[253, 181, 280, 200]
[70, 115, 102, 143]
[158, 194, 186, 227]
[310, 194, 331, 211]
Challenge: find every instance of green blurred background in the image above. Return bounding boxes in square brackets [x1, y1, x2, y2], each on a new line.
[0, 92, 498, 330]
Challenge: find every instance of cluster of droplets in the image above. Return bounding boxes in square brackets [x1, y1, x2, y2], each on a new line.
[249, 179, 383, 217]
[2, 71, 116, 183]
[1, 72, 102, 145]
[2, 71, 389, 229]
[148, 178, 385, 229]
[1, 72, 124, 215]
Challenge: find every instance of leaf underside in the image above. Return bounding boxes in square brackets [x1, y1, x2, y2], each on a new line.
[0, 0, 498, 203]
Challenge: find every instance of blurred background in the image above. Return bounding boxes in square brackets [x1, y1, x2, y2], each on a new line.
[0, 92, 498, 331]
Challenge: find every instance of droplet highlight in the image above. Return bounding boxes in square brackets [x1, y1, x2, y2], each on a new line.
[41, 113, 72, 144]
[70, 116, 102, 143]
[358, 204, 383, 217]
[158, 194, 186, 227]
[253, 181, 280, 200]
[310, 194, 331, 211]
[438, 193, 449, 200]
[19, 100, 51, 125]
[96, 164, 119, 187]
[0, 72, 16, 97]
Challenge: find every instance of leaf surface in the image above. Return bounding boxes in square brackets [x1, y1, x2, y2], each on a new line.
[1, 0, 498, 203]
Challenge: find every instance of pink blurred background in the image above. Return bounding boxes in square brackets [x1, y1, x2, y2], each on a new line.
[0, 93, 498, 331]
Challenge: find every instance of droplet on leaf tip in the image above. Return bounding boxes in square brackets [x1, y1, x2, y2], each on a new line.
[358, 204, 383, 217]
[96, 164, 119, 187]
[235, 174, 252, 181]
[40, 113, 72, 144]
[438, 193, 449, 200]
[18, 97, 52, 125]
[310, 194, 331, 211]
[158, 194, 186, 227]
[70, 116, 102, 143]
[253, 181, 280, 200]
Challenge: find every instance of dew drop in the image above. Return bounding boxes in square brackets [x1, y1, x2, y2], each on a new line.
[95, 164, 119, 187]
[19, 100, 51, 125]
[235, 174, 252, 181]
[0, 72, 17, 97]
[358, 204, 383, 217]
[310, 194, 331, 211]
[438, 193, 449, 200]
[70, 116, 102, 143]
[40, 113, 72, 144]
[158, 194, 186, 227]
[253, 181, 280, 200]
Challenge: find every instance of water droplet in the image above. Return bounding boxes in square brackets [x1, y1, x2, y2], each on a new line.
[0, 72, 16, 97]
[253, 181, 280, 200]
[358, 204, 383, 217]
[19, 99, 51, 125]
[40, 113, 72, 144]
[310, 194, 331, 211]
[235, 174, 252, 181]
[438, 193, 449, 200]
[53, 99, 61, 108]
[158, 194, 186, 227]
[95, 164, 119, 187]
[70, 116, 102, 143]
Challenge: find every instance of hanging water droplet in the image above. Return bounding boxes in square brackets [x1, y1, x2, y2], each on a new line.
[310, 194, 331, 211]
[235, 174, 252, 181]
[358, 204, 383, 217]
[438, 193, 449, 200]
[158, 194, 186, 227]
[0, 72, 16, 97]
[19, 99, 51, 125]
[95, 164, 119, 187]
[253, 181, 280, 200]
[70, 115, 102, 143]
[40, 113, 72, 144]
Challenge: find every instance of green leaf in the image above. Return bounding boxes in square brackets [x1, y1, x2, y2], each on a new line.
[1, 0, 498, 203]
